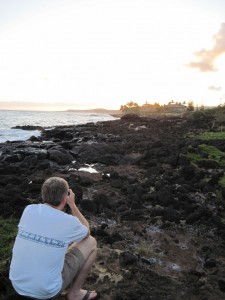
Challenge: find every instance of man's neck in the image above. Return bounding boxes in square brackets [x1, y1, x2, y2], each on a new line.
[44, 202, 64, 211]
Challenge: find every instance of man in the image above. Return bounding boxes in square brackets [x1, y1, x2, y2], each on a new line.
[10, 177, 97, 300]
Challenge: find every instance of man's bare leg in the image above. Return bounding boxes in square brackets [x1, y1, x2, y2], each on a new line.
[67, 236, 97, 300]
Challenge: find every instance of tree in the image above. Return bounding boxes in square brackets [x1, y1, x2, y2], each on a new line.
[187, 101, 194, 111]
[120, 101, 140, 113]
[153, 102, 163, 112]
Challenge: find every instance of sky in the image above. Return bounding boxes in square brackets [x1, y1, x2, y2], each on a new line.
[0, 0, 225, 111]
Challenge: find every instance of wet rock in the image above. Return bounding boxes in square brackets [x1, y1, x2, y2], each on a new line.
[186, 208, 213, 224]
[119, 251, 138, 266]
[3, 153, 23, 163]
[120, 209, 147, 221]
[151, 207, 181, 223]
[156, 188, 174, 207]
[218, 279, 225, 292]
[181, 164, 196, 180]
[76, 143, 119, 165]
[80, 199, 96, 212]
[21, 155, 39, 168]
[197, 159, 220, 169]
[48, 148, 73, 164]
[12, 125, 44, 131]
[13, 148, 48, 160]
[204, 259, 217, 269]
[121, 114, 141, 121]
[29, 135, 42, 142]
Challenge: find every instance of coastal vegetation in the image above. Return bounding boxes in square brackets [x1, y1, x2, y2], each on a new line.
[119, 100, 225, 121]
[120, 100, 194, 114]
[0, 217, 17, 261]
[194, 131, 225, 140]
[0, 217, 18, 297]
[184, 144, 225, 167]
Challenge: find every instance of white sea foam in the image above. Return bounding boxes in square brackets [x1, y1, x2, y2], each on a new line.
[0, 128, 41, 142]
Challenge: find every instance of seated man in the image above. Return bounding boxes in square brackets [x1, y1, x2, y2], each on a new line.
[10, 176, 97, 300]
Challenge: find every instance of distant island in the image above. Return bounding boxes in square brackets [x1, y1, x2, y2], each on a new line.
[66, 108, 121, 115]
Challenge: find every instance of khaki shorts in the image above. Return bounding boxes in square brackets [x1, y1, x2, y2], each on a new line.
[60, 245, 85, 293]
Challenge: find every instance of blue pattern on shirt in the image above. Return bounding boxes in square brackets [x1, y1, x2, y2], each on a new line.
[18, 230, 65, 248]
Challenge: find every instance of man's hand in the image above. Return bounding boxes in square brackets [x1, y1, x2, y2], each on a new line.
[66, 189, 75, 208]
[66, 189, 90, 235]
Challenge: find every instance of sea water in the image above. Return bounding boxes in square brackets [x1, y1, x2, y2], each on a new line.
[0, 110, 117, 143]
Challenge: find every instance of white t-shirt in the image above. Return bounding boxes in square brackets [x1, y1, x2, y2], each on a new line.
[9, 204, 88, 299]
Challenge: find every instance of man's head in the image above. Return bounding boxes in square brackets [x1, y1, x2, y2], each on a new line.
[41, 177, 69, 206]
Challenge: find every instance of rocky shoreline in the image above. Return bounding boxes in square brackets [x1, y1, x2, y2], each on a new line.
[1, 114, 225, 299]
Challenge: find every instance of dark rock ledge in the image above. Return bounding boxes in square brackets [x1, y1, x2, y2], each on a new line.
[1, 115, 225, 299]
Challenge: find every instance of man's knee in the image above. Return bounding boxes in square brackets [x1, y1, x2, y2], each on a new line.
[75, 235, 97, 258]
[86, 235, 97, 251]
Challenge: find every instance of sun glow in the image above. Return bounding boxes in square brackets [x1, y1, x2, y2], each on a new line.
[0, 0, 224, 110]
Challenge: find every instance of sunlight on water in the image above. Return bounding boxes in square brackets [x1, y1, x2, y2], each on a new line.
[68, 164, 99, 173]
[78, 166, 99, 173]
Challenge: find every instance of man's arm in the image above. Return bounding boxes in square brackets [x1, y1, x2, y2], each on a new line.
[66, 189, 90, 237]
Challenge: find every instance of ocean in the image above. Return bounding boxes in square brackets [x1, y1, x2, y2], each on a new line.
[0, 110, 118, 143]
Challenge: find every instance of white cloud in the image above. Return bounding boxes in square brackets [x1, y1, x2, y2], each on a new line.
[187, 23, 225, 72]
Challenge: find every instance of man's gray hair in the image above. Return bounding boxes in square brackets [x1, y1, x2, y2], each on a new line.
[41, 177, 69, 206]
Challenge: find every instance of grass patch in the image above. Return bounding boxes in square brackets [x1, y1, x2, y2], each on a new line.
[195, 131, 225, 140]
[135, 243, 151, 256]
[0, 217, 18, 298]
[184, 144, 225, 167]
[0, 217, 18, 261]
[219, 176, 225, 188]
[185, 153, 202, 165]
[198, 144, 225, 164]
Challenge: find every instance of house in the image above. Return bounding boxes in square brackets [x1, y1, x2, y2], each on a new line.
[140, 102, 158, 113]
[164, 102, 187, 113]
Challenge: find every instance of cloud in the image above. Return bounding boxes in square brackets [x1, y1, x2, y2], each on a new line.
[187, 23, 225, 72]
[208, 85, 222, 91]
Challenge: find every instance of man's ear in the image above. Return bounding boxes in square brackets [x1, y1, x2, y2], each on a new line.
[60, 196, 67, 210]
